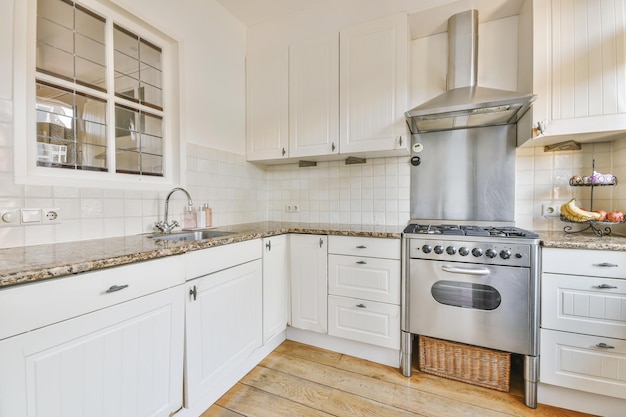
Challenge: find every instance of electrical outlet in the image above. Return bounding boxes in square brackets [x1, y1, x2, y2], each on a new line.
[42, 208, 62, 224]
[292, 204, 299, 213]
[285, 205, 292, 213]
[541, 202, 561, 217]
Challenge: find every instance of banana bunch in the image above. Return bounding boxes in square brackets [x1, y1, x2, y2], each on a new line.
[560, 198, 602, 222]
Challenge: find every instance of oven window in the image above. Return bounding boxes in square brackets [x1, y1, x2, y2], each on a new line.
[431, 281, 501, 310]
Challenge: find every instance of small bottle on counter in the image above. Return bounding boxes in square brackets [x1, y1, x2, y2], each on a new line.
[203, 204, 212, 227]
[183, 206, 197, 229]
[196, 205, 206, 228]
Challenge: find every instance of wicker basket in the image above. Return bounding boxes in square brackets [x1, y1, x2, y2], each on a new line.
[418, 336, 510, 392]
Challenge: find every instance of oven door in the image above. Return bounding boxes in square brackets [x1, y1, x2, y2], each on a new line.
[409, 259, 531, 355]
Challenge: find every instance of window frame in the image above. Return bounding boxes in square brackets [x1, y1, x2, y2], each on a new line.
[14, 0, 182, 190]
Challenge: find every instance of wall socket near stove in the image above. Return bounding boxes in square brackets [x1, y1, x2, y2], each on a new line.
[541, 202, 562, 217]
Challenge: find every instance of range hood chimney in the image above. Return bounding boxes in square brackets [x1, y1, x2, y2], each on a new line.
[405, 10, 536, 134]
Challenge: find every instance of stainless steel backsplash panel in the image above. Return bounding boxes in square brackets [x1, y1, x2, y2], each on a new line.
[410, 125, 516, 223]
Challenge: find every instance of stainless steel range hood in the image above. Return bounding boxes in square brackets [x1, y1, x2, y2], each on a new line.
[405, 9, 536, 134]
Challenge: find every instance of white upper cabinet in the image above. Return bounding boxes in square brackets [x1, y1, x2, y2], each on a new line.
[289, 33, 339, 158]
[339, 13, 409, 155]
[246, 13, 410, 163]
[246, 47, 289, 161]
[518, 0, 626, 147]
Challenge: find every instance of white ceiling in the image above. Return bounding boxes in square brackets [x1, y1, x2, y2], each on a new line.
[216, 0, 328, 27]
[217, 0, 525, 38]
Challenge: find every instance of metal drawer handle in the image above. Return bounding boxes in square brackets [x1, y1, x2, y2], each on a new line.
[356, 260, 367, 264]
[595, 342, 615, 349]
[593, 284, 618, 289]
[441, 265, 490, 276]
[356, 245, 367, 249]
[356, 304, 366, 308]
[105, 284, 129, 293]
[594, 262, 618, 267]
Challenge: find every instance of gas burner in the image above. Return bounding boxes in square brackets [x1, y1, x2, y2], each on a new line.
[403, 224, 539, 239]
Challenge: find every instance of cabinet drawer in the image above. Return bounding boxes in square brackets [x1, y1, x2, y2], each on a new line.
[542, 248, 626, 279]
[185, 239, 262, 280]
[542, 273, 626, 339]
[328, 236, 400, 259]
[328, 254, 400, 304]
[540, 328, 626, 400]
[0, 256, 185, 340]
[328, 295, 400, 350]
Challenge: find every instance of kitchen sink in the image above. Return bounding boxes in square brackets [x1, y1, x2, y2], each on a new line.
[147, 230, 235, 242]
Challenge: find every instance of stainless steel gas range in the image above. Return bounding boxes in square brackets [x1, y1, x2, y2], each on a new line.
[401, 223, 541, 408]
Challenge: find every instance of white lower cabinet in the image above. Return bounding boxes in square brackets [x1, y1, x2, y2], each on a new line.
[262, 234, 290, 343]
[327, 236, 401, 349]
[290, 234, 328, 333]
[540, 247, 626, 403]
[328, 295, 400, 349]
[540, 328, 626, 400]
[0, 268, 185, 417]
[183, 240, 263, 410]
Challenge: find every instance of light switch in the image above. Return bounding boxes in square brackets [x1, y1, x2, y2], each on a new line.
[21, 208, 42, 224]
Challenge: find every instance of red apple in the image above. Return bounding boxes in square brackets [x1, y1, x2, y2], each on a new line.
[606, 211, 625, 223]
[594, 210, 607, 221]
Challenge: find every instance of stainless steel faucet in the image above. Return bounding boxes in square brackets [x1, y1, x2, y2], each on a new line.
[154, 187, 193, 233]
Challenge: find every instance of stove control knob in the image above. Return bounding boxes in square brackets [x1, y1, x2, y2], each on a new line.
[500, 249, 512, 260]
[434, 245, 444, 254]
[472, 248, 483, 257]
[485, 248, 497, 258]
[459, 247, 469, 256]
[421, 245, 432, 253]
[515, 253, 523, 259]
[446, 246, 457, 255]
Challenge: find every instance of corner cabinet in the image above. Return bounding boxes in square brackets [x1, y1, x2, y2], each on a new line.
[0, 257, 186, 417]
[339, 13, 409, 155]
[518, 0, 626, 147]
[184, 240, 263, 409]
[290, 234, 328, 333]
[540, 248, 626, 400]
[262, 234, 290, 343]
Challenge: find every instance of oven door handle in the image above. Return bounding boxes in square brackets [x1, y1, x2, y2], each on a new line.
[441, 265, 491, 276]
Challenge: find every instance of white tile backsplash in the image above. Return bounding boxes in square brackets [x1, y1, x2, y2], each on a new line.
[1, 132, 625, 248]
[515, 136, 626, 232]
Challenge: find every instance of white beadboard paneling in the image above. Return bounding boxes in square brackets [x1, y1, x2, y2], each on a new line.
[551, 0, 626, 119]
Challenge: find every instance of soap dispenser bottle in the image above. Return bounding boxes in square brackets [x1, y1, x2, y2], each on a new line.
[183, 206, 197, 229]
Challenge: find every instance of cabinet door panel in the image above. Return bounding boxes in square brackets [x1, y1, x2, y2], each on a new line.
[290, 234, 327, 333]
[328, 295, 400, 349]
[246, 48, 289, 161]
[185, 259, 262, 407]
[289, 33, 339, 158]
[542, 273, 626, 339]
[542, 247, 626, 279]
[0, 286, 185, 417]
[328, 254, 400, 304]
[340, 13, 408, 154]
[263, 235, 290, 343]
[540, 328, 626, 399]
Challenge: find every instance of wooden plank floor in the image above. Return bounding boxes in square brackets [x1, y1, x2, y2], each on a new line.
[202, 340, 596, 417]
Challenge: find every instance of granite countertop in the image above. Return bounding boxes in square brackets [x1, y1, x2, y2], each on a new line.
[537, 230, 626, 251]
[2, 221, 625, 290]
[0, 221, 403, 289]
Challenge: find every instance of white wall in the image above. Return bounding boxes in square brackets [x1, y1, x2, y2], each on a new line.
[111, 0, 247, 155]
[0, 0, 258, 248]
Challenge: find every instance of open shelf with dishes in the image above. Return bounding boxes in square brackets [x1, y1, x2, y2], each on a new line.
[560, 160, 624, 236]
